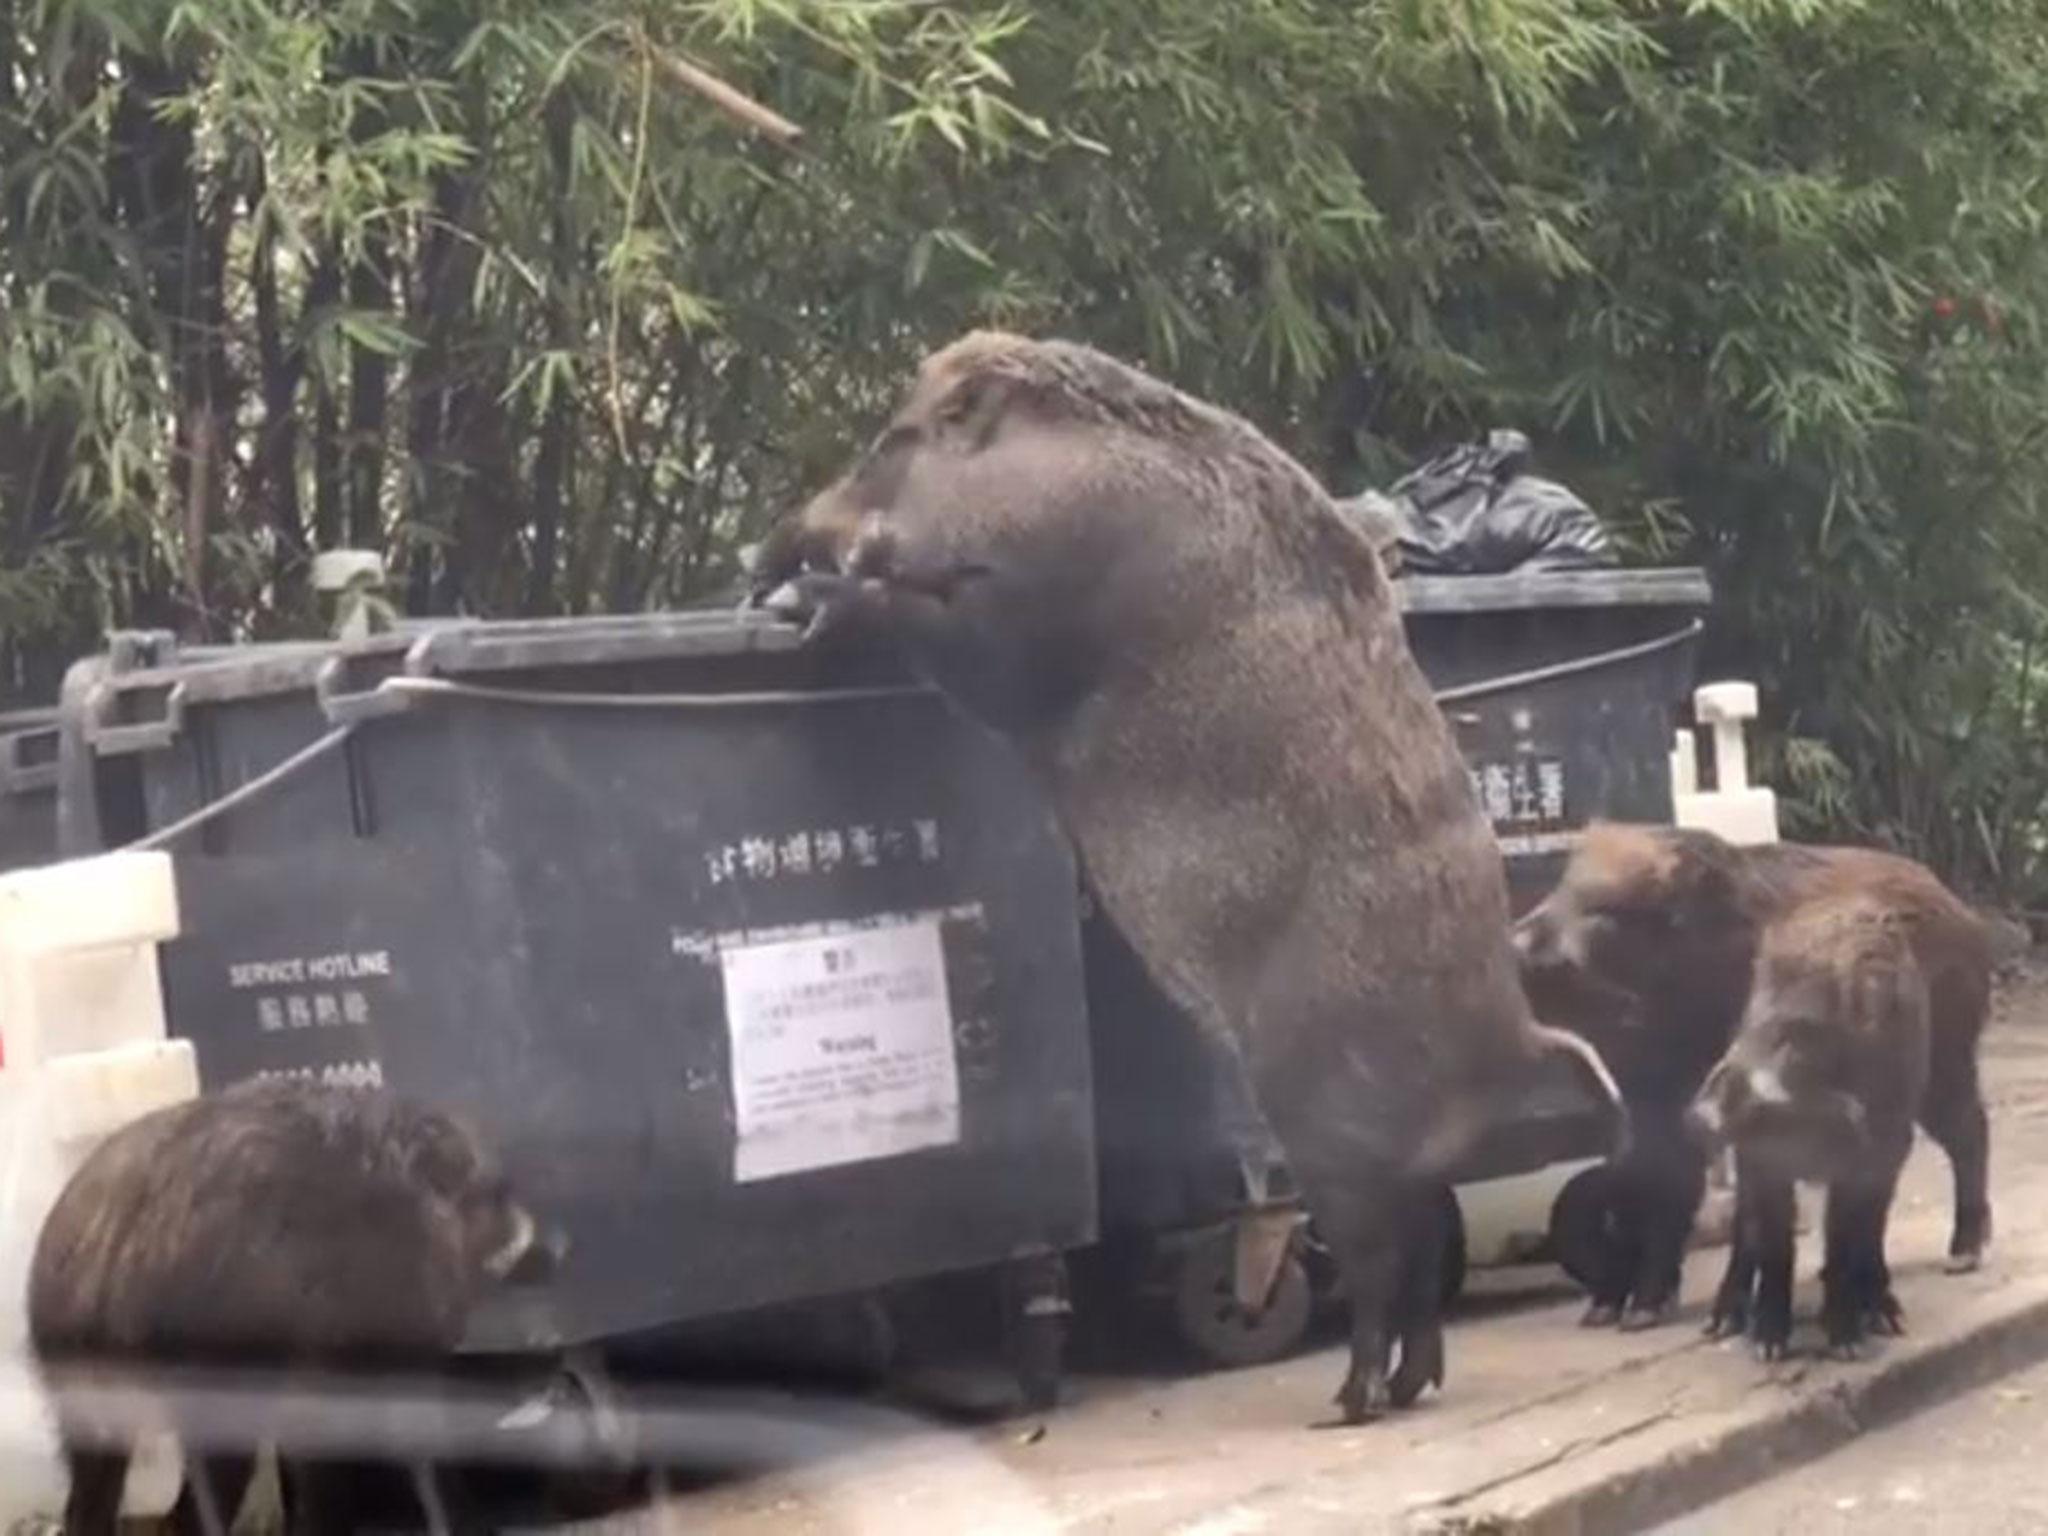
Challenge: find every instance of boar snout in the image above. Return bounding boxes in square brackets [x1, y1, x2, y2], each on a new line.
[1685, 1062, 1734, 1149]
[488, 1204, 569, 1286]
[1514, 904, 1600, 979]
[1512, 909, 1561, 968]
[1687, 1053, 1798, 1150]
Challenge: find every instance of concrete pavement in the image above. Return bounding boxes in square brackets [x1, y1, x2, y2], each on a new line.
[668, 964, 2048, 1535]
[1653, 1352, 2048, 1535]
[9, 976, 2044, 1536]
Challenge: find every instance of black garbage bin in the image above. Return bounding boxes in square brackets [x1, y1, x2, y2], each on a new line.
[0, 705, 60, 873]
[1088, 566, 1711, 1365]
[1401, 568, 1711, 913]
[58, 613, 1096, 1385]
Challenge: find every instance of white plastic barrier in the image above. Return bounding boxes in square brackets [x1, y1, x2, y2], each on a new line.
[0, 852, 195, 1526]
[1671, 680, 1780, 846]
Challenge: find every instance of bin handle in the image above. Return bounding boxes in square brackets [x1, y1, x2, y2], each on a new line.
[314, 635, 442, 725]
[1430, 619, 1705, 708]
[0, 722, 60, 792]
[84, 679, 188, 755]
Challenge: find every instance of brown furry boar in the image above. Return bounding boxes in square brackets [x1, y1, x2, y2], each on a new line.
[29, 1079, 554, 1536]
[1688, 892, 1932, 1358]
[1515, 823, 1991, 1331]
[746, 330, 1621, 1424]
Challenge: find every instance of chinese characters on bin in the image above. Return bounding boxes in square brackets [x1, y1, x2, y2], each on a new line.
[1469, 757, 1567, 828]
[705, 818, 944, 886]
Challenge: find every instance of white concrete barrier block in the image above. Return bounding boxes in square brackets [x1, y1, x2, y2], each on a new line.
[1693, 680, 1760, 725]
[1675, 786, 1780, 846]
[42, 1040, 200, 1150]
[1670, 729, 1700, 797]
[0, 853, 179, 958]
[3, 946, 170, 1070]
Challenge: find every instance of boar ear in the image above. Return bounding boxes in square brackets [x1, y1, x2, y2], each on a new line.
[397, 1110, 480, 1198]
[1673, 839, 1741, 924]
[935, 368, 1022, 451]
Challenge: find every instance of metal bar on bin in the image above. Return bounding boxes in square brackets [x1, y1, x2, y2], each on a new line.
[125, 726, 358, 851]
[370, 674, 932, 710]
[128, 674, 932, 850]
[1429, 619, 1705, 707]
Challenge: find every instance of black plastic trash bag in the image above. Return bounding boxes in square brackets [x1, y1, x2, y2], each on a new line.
[1336, 428, 1616, 577]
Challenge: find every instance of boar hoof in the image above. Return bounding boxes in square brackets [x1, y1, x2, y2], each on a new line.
[1947, 1209, 1991, 1272]
[762, 579, 815, 621]
[1333, 1367, 1392, 1425]
[1618, 1298, 1677, 1333]
[1579, 1301, 1623, 1329]
[1704, 1306, 1749, 1340]
[1866, 1293, 1907, 1335]
[1752, 1334, 1792, 1364]
[1388, 1328, 1445, 1409]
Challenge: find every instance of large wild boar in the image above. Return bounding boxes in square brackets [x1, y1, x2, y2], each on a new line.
[746, 330, 1621, 1423]
[29, 1079, 555, 1536]
[1514, 823, 1991, 1331]
[1687, 892, 1931, 1359]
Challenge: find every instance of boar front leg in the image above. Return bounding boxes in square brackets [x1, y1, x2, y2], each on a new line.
[1706, 1173, 1758, 1340]
[1605, 1112, 1707, 1331]
[1739, 1157, 1798, 1362]
[1821, 1132, 1911, 1358]
[61, 1448, 129, 1536]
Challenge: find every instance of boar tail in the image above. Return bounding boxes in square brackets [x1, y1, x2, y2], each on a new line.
[1528, 1021, 1631, 1161]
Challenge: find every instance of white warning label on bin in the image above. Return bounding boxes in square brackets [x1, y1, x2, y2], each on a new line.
[720, 917, 960, 1183]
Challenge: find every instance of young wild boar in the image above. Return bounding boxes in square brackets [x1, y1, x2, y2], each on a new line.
[746, 330, 1621, 1424]
[1514, 823, 1991, 1331]
[1687, 893, 1930, 1359]
[29, 1078, 554, 1536]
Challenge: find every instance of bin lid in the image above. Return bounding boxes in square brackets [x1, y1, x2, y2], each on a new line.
[1398, 567, 1711, 615]
[74, 566, 1716, 721]
[75, 610, 819, 714]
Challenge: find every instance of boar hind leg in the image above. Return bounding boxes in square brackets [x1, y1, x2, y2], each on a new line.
[1303, 1171, 1406, 1425]
[1920, 1053, 1991, 1272]
[62, 1448, 128, 1536]
[1387, 1182, 1449, 1408]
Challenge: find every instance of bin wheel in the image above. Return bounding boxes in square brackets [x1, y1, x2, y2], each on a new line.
[1549, 1164, 1620, 1292]
[1437, 1186, 1468, 1308]
[1011, 1310, 1068, 1412]
[1170, 1231, 1314, 1370]
[1004, 1253, 1071, 1413]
